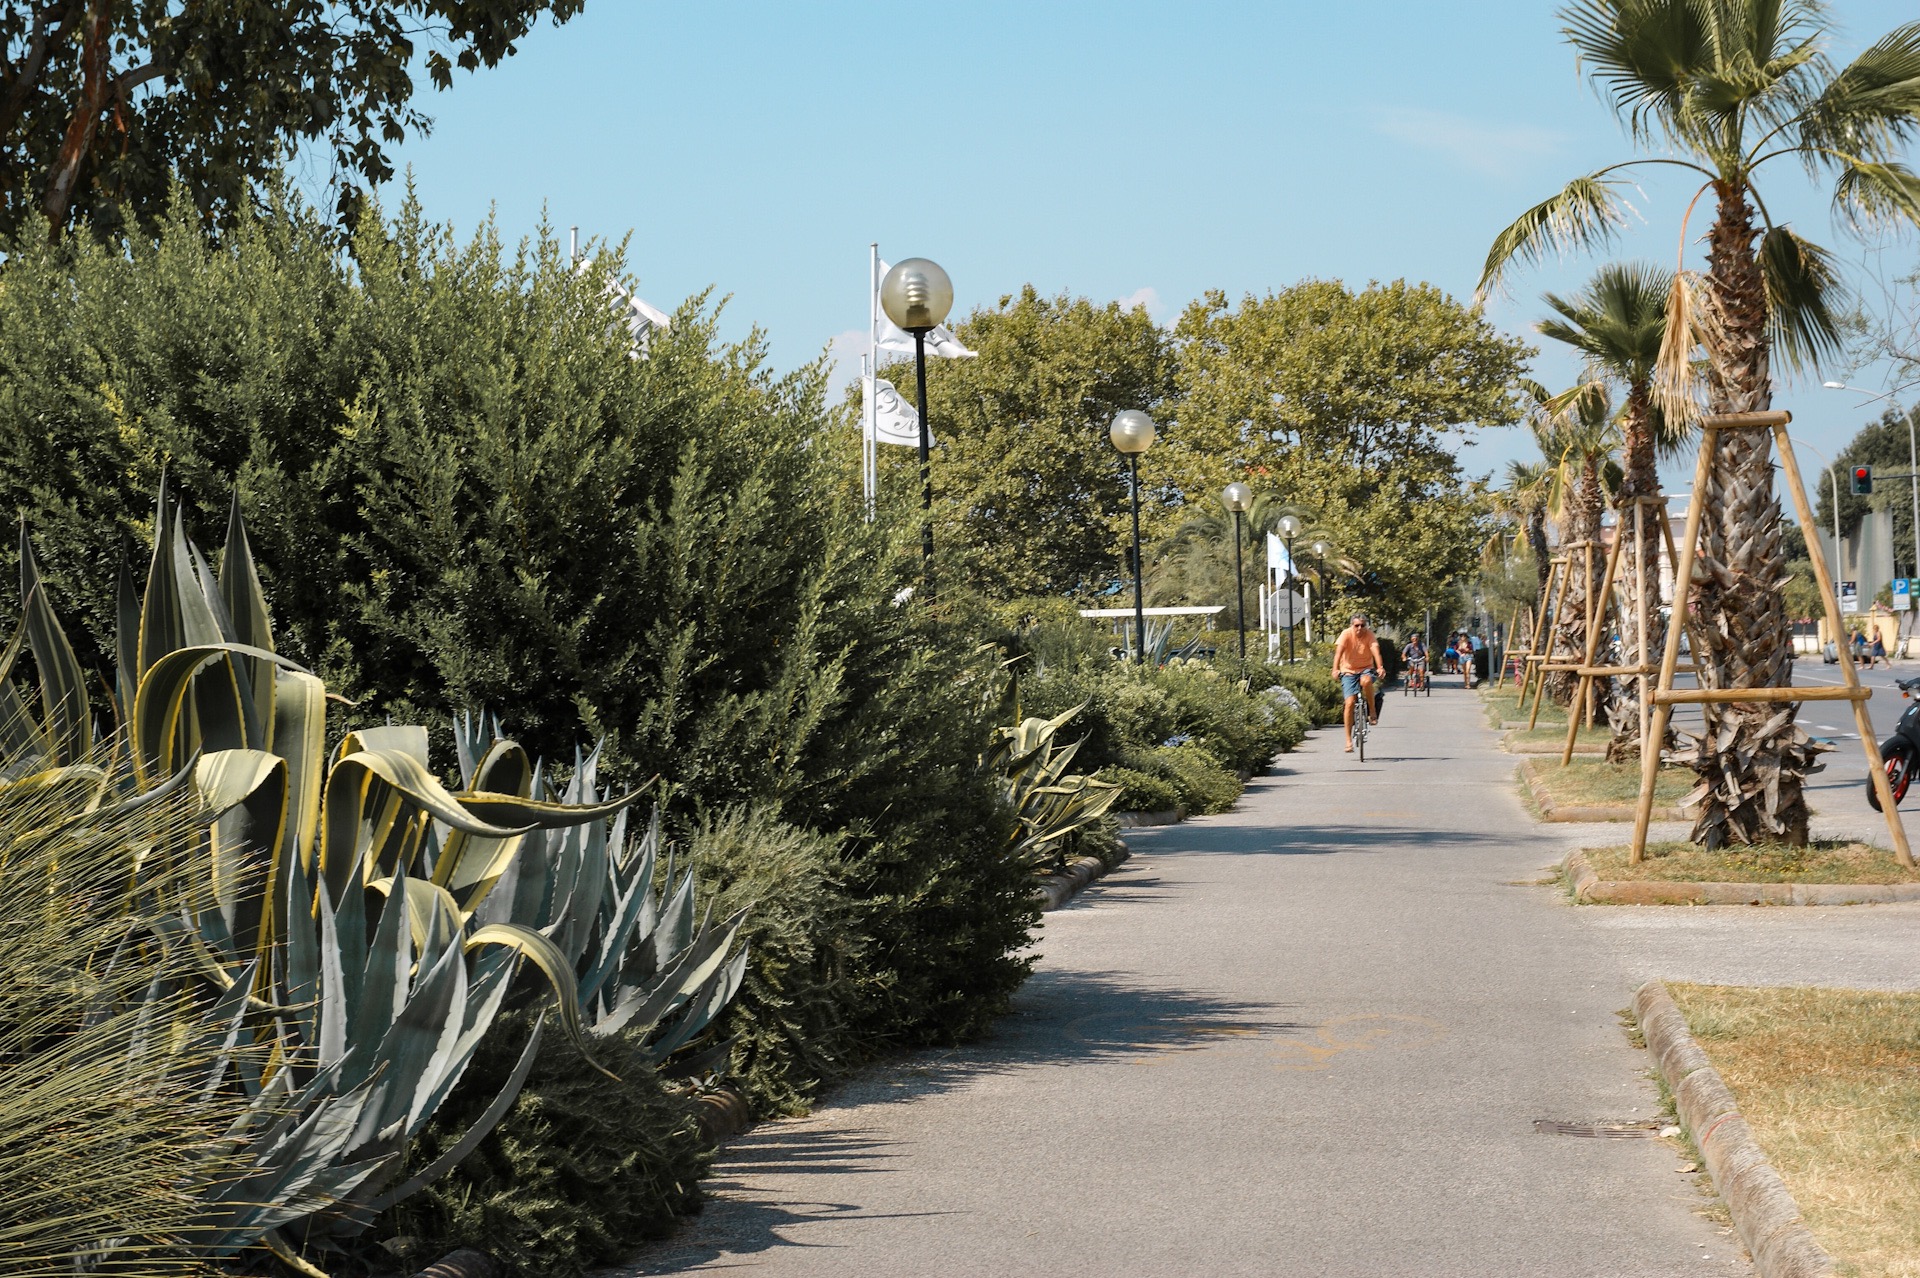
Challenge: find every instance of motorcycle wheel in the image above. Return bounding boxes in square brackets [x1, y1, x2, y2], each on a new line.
[1869, 744, 1914, 812]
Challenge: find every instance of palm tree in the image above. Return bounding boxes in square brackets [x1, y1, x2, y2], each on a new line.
[1501, 459, 1555, 614]
[1536, 262, 1678, 759]
[1479, 1, 1920, 847]
[1530, 383, 1621, 710]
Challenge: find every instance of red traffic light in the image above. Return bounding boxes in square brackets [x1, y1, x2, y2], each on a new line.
[1857, 467, 1871, 480]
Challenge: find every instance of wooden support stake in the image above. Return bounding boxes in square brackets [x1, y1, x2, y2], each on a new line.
[1771, 420, 1912, 867]
[1527, 559, 1571, 731]
[1653, 686, 1871, 705]
[1517, 558, 1561, 714]
[1631, 427, 1717, 863]
[1563, 521, 1628, 766]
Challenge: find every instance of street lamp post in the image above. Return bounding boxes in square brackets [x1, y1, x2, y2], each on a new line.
[1278, 513, 1301, 663]
[1110, 410, 1157, 664]
[1311, 538, 1331, 645]
[1222, 482, 1252, 660]
[880, 258, 955, 579]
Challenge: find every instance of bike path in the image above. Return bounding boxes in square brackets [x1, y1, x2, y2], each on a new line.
[618, 684, 1756, 1276]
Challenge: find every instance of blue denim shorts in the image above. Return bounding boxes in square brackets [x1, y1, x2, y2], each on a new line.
[1340, 672, 1374, 698]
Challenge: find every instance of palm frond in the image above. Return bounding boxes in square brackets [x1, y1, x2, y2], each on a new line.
[1537, 259, 1672, 380]
[1758, 224, 1850, 374]
[1477, 173, 1635, 300]
[1562, 0, 1710, 142]
[1830, 157, 1920, 235]
[1799, 22, 1920, 160]
[1653, 269, 1713, 424]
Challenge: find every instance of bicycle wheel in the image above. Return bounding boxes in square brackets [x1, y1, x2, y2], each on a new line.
[1355, 717, 1366, 762]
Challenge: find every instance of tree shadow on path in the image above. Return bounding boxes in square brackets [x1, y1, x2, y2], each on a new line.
[608, 971, 1302, 1275]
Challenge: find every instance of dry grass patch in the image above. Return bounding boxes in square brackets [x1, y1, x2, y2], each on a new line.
[1583, 840, 1920, 885]
[1667, 984, 1920, 1277]
[1527, 759, 1692, 809]
[1482, 687, 1565, 728]
[1505, 723, 1610, 752]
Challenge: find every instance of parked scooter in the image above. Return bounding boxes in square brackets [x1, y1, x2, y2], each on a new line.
[1866, 676, 1920, 811]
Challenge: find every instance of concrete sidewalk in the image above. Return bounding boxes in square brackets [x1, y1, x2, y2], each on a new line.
[616, 683, 1908, 1276]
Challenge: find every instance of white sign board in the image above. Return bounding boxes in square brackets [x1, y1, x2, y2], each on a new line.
[1841, 580, 1860, 615]
[1269, 589, 1308, 628]
[1895, 578, 1912, 612]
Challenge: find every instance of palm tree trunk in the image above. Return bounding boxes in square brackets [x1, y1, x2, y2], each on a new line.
[1681, 184, 1826, 846]
[1529, 510, 1550, 612]
[1606, 379, 1664, 762]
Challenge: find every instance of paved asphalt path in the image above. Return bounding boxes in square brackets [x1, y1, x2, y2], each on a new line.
[617, 680, 1918, 1277]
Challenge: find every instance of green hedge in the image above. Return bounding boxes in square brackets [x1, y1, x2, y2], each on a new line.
[0, 196, 1040, 1271]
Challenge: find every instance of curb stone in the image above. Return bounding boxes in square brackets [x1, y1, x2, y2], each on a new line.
[1117, 807, 1184, 828]
[1563, 850, 1920, 905]
[1037, 848, 1131, 911]
[1517, 758, 1686, 823]
[1633, 980, 1836, 1278]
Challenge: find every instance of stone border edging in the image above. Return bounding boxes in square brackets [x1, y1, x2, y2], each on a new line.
[1037, 848, 1131, 911]
[1633, 980, 1836, 1278]
[1519, 758, 1685, 823]
[1564, 850, 1920, 905]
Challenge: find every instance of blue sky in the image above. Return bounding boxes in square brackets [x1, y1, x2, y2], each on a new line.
[378, 0, 1920, 491]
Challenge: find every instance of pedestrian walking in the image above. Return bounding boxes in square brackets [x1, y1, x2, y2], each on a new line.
[1872, 632, 1889, 668]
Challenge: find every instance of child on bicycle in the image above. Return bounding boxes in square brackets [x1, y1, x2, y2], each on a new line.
[1401, 634, 1427, 690]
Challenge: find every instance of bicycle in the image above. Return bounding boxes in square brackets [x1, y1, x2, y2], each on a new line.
[1352, 673, 1382, 761]
[1403, 660, 1429, 696]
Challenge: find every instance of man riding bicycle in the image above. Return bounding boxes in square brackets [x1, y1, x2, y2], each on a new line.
[1333, 613, 1385, 754]
[1401, 633, 1427, 691]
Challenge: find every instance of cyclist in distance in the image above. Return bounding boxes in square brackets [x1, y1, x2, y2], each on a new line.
[1401, 632, 1427, 691]
[1333, 613, 1386, 754]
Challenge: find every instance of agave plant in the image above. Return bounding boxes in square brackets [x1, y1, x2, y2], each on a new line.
[0, 483, 747, 1273]
[984, 705, 1121, 872]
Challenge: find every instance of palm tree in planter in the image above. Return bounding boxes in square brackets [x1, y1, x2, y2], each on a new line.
[1479, 0, 1920, 847]
[1530, 383, 1622, 711]
[1537, 261, 1681, 760]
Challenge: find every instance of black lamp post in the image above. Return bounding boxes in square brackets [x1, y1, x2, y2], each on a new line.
[879, 258, 954, 579]
[1222, 481, 1252, 660]
[1278, 513, 1301, 663]
[1110, 410, 1157, 664]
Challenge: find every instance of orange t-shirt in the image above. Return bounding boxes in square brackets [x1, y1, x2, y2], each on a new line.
[1332, 627, 1384, 676]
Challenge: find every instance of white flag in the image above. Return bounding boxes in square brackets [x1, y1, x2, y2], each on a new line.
[577, 257, 670, 353]
[1266, 532, 1294, 581]
[875, 259, 976, 358]
[865, 376, 931, 448]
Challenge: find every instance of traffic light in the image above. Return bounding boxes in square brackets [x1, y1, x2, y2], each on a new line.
[1852, 465, 1874, 495]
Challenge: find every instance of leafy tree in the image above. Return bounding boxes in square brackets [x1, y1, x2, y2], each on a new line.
[1153, 280, 1532, 628]
[0, 0, 582, 236]
[872, 286, 1174, 600]
[1536, 261, 1676, 754]
[1480, 0, 1920, 847]
[1816, 401, 1920, 569]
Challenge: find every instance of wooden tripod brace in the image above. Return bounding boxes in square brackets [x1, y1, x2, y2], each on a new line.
[1628, 411, 1913, 867]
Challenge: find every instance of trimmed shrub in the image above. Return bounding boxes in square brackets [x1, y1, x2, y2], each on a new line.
[685, 808, 863, 1117]
[1097, 766, 1181, 813]
[1124, 743, 1243, 814]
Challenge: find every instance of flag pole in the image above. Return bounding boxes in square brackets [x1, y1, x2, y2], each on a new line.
[867, 243, 881, 521]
